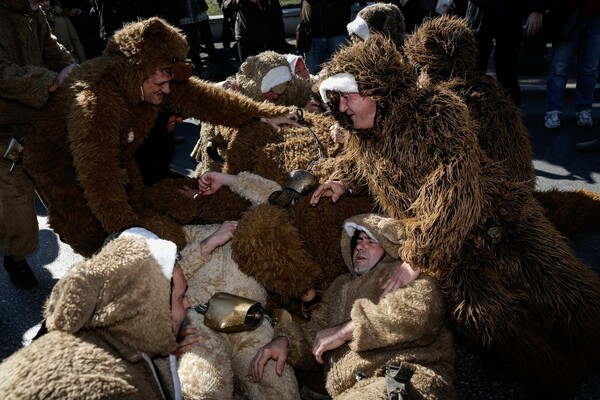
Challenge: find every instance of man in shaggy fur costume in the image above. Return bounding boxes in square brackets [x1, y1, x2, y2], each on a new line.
[252, 213, 456, 399]
[193, 50, 315, 175]
[177, 171, 300, 400]
[0, 227, 197, 399]
[346, 2, 406, 48]
[22, 17, 295, 258]
[404, 15, 600, 237]
[311, 35, 600, 397]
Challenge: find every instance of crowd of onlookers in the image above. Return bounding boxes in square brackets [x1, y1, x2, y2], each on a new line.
[44, 0, 600, 135]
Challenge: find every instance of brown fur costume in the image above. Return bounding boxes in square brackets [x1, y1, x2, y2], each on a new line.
[0, 232, 181, 399]
[404, 15, 535, 188]
[276, 214, 456, 399]
[194, 51, 313, 175]
[222, 109, 377, 302]
[186, 54, 376, 302]
[23, 18, 288, 257]
[319, 35, 600, 397]
[404, 16, 600, 237]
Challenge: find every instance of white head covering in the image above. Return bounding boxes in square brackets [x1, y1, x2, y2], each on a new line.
[260, 65, 292, 93]
[347, 15, 370, 41]
[318, 72, 359, 103]
[119, 227, 178, 279]
[286, 54, 302, 74]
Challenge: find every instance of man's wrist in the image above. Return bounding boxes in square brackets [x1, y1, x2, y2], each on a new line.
[274, 335, 289, 347]
[342, 320, 355, 341]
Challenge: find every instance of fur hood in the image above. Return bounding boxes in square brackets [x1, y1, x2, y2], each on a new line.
[100, 17, 190, 104]
[44, 232, 179, 356]
[340, 213, 401, 274]
[347, 3, 406, 48]
[235, 51, 312, 108]
[404, 15, 479, 81]
[320, 35, 417, 141]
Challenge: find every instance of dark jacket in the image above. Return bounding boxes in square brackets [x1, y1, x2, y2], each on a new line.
[468, 0, 549, 16]
[0, 0, 73, 129]
[222, 0, 287, 43]
[301, 0, 353, 38]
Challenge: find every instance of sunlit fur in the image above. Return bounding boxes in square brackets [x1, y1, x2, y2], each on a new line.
[321, 34, 600, 397]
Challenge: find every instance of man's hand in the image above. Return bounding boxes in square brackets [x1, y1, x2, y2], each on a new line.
[166, 114, 184, 133]
[250, 336, 289, 382]
[178, 172, 236, 198]
[200, 220, 238, 255]
[380, 261, 420, 299]
[524, 12, 543, 37]
[261, 112, 300, 132]
[49, 63, 79, 93]
[330, 123, 346, 144]
[173, 327, 202, 357]
[310, 180, 348, 206]
[312, 320, 355, 364]
[198, 171, 236, 195]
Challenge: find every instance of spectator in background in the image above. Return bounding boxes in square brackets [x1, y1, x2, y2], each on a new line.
[136, 111, 184, 186]
[544, 0, 600, 130]
[176, 0, 216, 78]
[388, 0, 435, 33]
[300, 0, 352, 74]
[0, 0, 76, 289]
[62, 0, 105, 59]
[218, 0, 234, 51]
[466, 0, 548, 105]
[222, 0, 290, 63]
[41, 0, 87, 63]
[66, 0, 177, 59]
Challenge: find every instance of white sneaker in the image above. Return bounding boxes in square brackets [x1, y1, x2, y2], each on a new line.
[544, 111, 561, 129]
[576, 109, 593, 127]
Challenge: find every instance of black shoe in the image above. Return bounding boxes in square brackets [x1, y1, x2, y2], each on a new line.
[3, 256, 38, 289]
[575, 138, 600, 152]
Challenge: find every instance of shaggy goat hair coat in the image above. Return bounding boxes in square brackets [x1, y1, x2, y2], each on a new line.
[23, 17, 288, 257]
[319, 34, 600, 397]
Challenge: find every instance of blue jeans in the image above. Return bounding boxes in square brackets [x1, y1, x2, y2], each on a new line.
[305, 33, 349, 75]
[546, 15, 600, 112]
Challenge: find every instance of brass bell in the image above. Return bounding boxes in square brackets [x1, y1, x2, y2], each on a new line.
[268, 169, 318, 207]
[194, 292, 265, 333]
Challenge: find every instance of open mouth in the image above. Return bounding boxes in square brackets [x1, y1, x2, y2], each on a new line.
[354, 253, 366, 264]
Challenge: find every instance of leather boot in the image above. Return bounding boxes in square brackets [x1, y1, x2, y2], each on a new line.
[3, 256, 38, 289]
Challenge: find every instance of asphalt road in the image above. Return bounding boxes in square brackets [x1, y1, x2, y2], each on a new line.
[1, 69, 599, 399]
